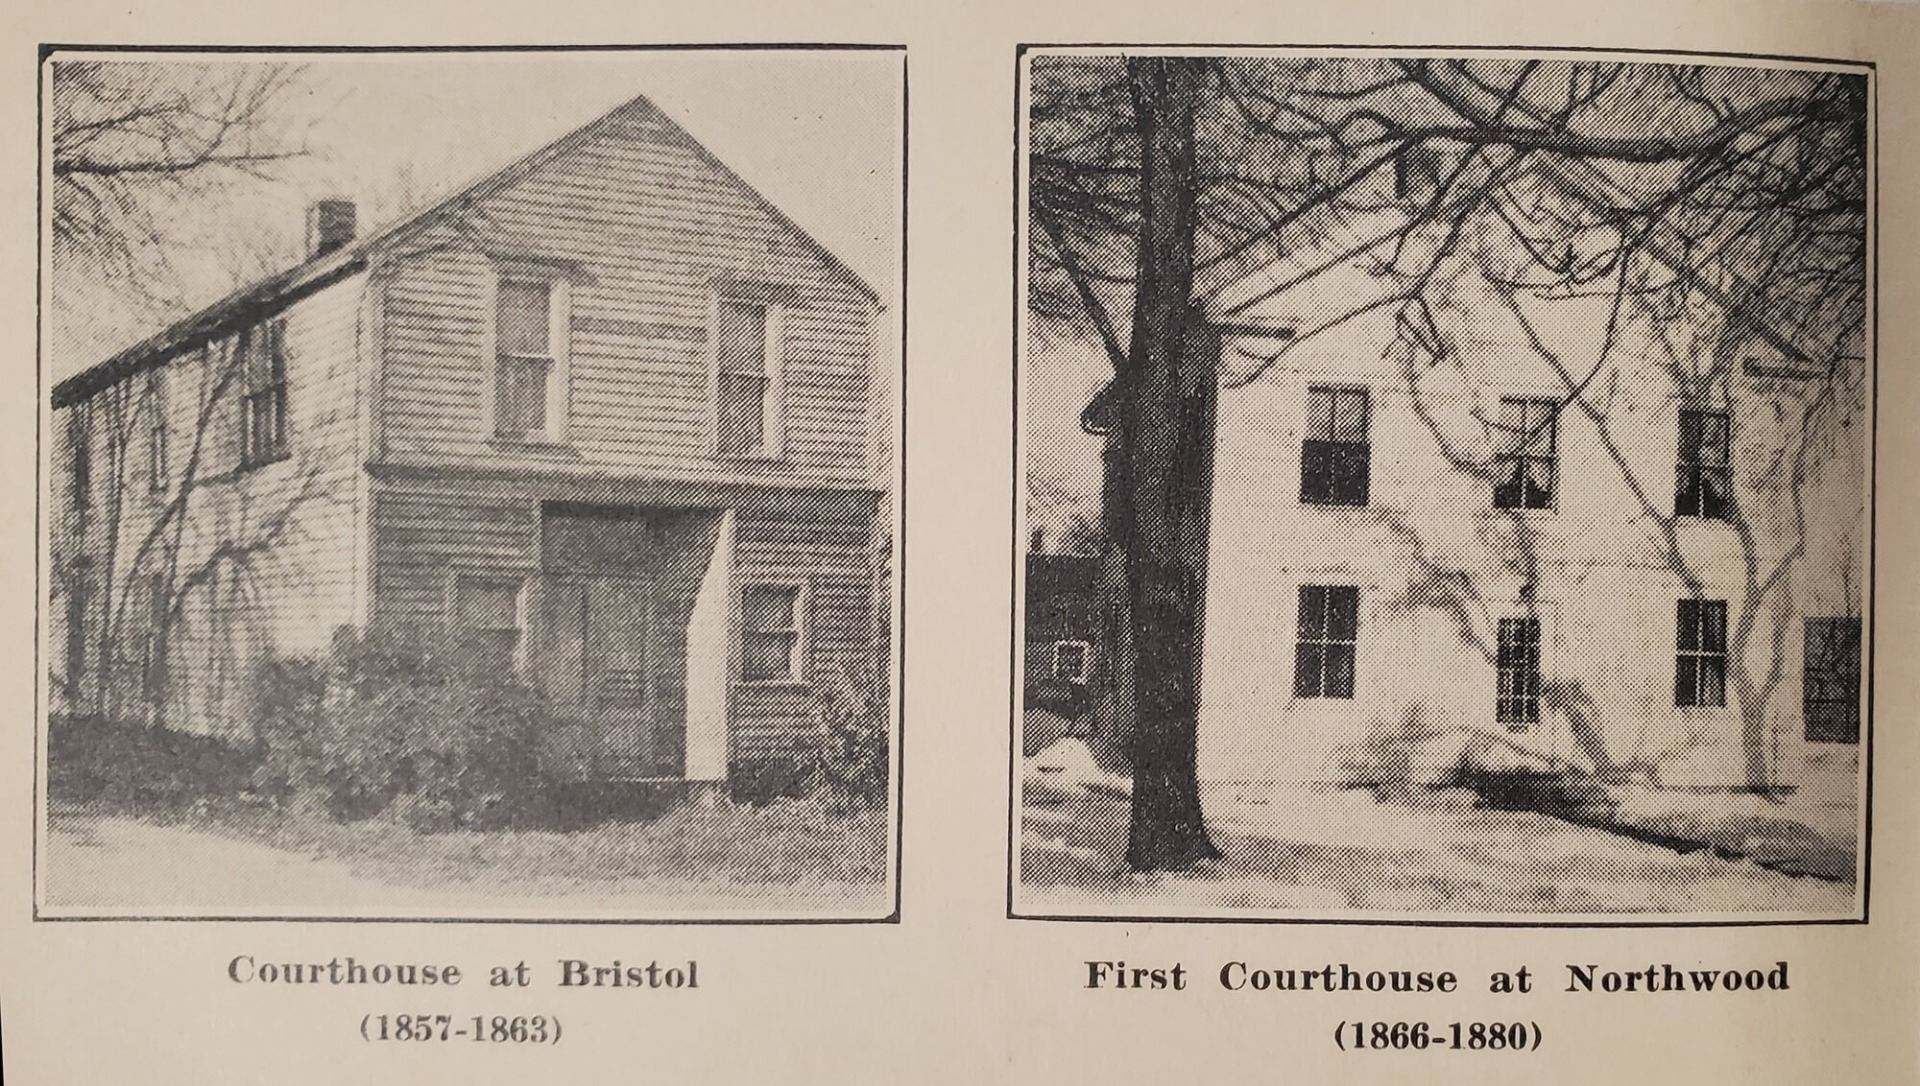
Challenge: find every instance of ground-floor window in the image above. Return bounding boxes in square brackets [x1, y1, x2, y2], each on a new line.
[454, 575, 524, 670]
[1294, 584, 1358, 699]
[1803, 616, 1862, 744]
[1052, 639, 1090, 685]
[1675, 598, 1728, 707]
[1496, 617, 1541, 730]
[741, 582, 805, 683]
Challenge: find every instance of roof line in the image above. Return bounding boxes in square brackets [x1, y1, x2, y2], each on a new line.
[53, 90, 879, 406]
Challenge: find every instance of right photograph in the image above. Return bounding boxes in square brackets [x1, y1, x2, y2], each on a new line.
[1014, 48, 1871, 922]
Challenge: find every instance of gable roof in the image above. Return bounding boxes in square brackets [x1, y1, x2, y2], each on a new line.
[53, 92, 878, 409]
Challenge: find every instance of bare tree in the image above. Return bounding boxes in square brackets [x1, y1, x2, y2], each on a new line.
[1028, 56, 1866, 868]
[49, 60, 311, 346]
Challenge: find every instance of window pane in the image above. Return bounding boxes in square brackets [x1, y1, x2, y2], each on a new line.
[1676, 655, 1698, 706]
[1305, 388, 1335, 441]
[1700, 601, 1727, 653]
[1677, 600, 1700, 650]
[742, 584, 799, 633]
[1332, 442, 1369, 506]
[742, 631, 798, 682]
[1700, 413, 1729, 464]
[498, 281, 551, 355]
[1523, 458, 1554, 507]
[1054, 641, 1089, 682]
[1496, 398, 1526, 455]
[1699, 656, 1726, 707]
[497, 355, 549, 435]
[1700, 467, 1730, 519]
[1493, 458, 1525, 509]
[462, 629, 520, 670]
[268, 320, 288, 382]
[1293, 642, 1324, 697]
[718, 373, 767, 455]
[1300, 440, 1332, 503]
[1323, 643, 1356, 698]
[1326, 586, 1359, 641]
[1296, 585, 1327, 639]
[1332, 390, 1368, 442]
[717, 299, 768, 377]
[1676, 465, 1701, 516]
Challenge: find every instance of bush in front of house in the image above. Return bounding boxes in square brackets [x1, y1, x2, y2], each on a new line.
[728, 665, 891, 812]
[796, 664, 890, 812]
[253, 626, 559, 832]
[47, 712, 260, 813]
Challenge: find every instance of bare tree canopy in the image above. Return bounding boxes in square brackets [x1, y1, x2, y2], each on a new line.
[1026, 55, 1868, 870]
[49, 61, 312, 334]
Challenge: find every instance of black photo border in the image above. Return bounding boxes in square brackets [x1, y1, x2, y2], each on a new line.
[33, 41, 909, 926]
[1007, 42, 1877, 928]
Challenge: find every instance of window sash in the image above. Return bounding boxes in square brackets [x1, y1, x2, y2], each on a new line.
[1493, 398, 1557, 510]
[496, 281, 552, 356]
[455, 578, 522, 668]
[495, 354, 553, 438]
[240, 385, 288, 465]
[1675, 410, 1732, 518]
[717, 372, 769, 456]
[1295, 585, 1359, 699]
[716, 299, 769, 378]
[1300, 440, 1370, 506]
[1675, 599, 1729, 707]
[1803, 617, 1862, 743]
[1496, 618, 1541, 726]
[740, 584, 803, 682]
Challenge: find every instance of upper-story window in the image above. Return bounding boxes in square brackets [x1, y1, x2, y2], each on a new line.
[1675, 409, 1732, 520]
[238, 320, 289, 468]
[493, 276, 569, 441]
[1300, 386, 1370, 506]
[1493, 396, 1557, 510]
[715, 296, 784, 458]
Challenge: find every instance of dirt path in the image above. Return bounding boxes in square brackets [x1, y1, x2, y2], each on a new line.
[42, 813, 466, 912]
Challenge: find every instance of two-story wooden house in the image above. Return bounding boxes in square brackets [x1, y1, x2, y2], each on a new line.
[50, 93, 893, 790]
[1186, 159, 1868, 798]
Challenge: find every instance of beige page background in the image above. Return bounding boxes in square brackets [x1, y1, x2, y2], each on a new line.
[2, 0, 1917, 1083]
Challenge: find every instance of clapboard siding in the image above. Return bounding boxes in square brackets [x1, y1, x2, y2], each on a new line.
[51, 273, 368, 739]
[366, 475, 881, 766]
[377, 100, 879, 488]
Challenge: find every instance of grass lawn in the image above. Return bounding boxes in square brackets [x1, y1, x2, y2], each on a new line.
[44, 799, 891, 916]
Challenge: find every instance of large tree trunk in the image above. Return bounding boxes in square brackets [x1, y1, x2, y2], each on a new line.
[1120, 57, 1220, 870]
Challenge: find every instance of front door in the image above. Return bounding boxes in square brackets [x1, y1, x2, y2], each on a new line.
[537, 574, 685, 779]
[586, 577, 672, 777]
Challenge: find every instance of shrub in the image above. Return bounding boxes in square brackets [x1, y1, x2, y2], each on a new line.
[796, 665, 890, 813]
[253, 626, 559, 831]
[47, 712, 259, 812]
[726, 667, 890, 812]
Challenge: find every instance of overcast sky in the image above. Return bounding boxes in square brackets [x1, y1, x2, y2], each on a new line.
[48, 49, 902, 378]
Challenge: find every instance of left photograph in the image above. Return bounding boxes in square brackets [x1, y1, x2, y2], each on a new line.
[38, 46, 904, 921]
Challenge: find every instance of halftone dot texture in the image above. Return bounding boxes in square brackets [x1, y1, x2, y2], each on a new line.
[1021, 53, 1865, 918]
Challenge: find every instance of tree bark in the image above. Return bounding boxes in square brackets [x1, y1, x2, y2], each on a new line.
[1120, 57, 1221, 870]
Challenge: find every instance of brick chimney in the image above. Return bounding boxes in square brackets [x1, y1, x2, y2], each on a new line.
[305, 199, 357, 259]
